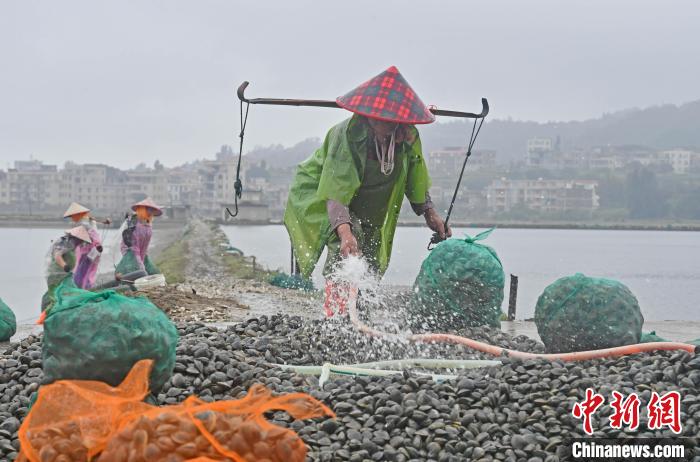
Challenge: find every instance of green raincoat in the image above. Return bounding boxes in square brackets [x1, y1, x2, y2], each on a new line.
[284, 115, 431, 277]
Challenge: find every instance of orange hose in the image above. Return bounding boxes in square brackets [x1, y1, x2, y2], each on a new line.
[346, 291, 697, 362]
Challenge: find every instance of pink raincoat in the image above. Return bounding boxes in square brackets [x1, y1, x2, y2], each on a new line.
[73, 223, 102, 289]
[120, 221, 153, 270]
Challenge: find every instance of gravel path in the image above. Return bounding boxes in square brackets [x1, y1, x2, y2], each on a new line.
[162, 219, 320, 322]
[2, 315, 698, 461]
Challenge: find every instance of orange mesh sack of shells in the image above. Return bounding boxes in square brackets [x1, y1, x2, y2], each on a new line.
[17, 359, 335, 462]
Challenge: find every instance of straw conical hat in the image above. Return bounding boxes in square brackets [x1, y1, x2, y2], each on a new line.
[63, 202, 90, 218]
[65, 226, 92, 243]
[336, 66, 435, 125]
[132, 197, 163, 216]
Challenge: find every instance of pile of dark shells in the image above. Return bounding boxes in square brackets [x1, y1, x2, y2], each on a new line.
[2, 315, 699, 461]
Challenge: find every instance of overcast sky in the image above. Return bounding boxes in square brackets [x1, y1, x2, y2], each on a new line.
[1, 0, 698, 168]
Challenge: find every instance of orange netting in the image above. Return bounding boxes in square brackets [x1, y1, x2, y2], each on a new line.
[17, 360, 335, 462]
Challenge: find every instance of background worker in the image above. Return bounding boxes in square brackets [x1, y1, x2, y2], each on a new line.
[284, 66, 451, 317]
[42, 226, 92, 311]
[63, 202, 111, 289]
[116, 197, 163, 280]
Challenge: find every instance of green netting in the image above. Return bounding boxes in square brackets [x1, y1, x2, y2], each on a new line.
[0, 297, 16, 341]
[42, 279, 179, 392]
[144, 255, 161, 275]
[268, 273, 315, 291]
[534, 273, 643, 353]
[42, 274, 75, 312]
[640, 331, 668, 343]
[115, 249, 141, 275]
[411, 229, 504, 329]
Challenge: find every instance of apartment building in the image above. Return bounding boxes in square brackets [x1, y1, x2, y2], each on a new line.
[1, 160, 61, 210]
[125, 167, 169, 206]
[196, 158, 238, 213]
[167, 167, 201, 207]
[427, 148, 496, 178]
[59, 163, 129, 212]
[525, 137, 554, 167]
[657, 149, 700, 174]
[486, 178, 599, 213]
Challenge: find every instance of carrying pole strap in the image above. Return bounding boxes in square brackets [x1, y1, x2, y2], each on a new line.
[225, 99, 251, 218]
[427, 116, 486, 249]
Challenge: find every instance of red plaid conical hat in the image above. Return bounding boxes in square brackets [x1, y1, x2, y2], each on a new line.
[336, 66, 435, 124]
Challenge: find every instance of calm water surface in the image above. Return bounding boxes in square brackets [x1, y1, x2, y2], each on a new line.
[222, 225, 700, 321]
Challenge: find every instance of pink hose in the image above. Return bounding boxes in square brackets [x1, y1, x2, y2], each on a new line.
[346, 292, 697, 362]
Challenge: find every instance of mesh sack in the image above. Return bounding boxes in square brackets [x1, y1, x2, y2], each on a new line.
[17, 360, 154, 462]
[534, 273, 643, 353]
[0, 297, 16, 341]
[144, 255, 161, 275]
[99, 386, 333, 462]
[115, 249, 142, 275]
[411, 229, 504, 329]
[42, 280, 178, 392]
[18, 360, 335, 462]
[268, 273, 315, 291]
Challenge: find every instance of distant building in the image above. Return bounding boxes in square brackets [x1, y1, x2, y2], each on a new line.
[486, 178, 599, 213]
[657, 149, 699, 174]
[59, 163, 128, 212]
[197, 158, 238, 213]
[526, 138, 554, 167]
[125, 167, 168, 206]
[2, 160, 60, 211]
[427, 148, 496, 177]
[221, 189, 269, 223]
[167, 167, 201, 208]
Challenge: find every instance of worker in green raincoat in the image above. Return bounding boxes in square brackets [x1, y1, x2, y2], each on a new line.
[284, 66, 451, 317]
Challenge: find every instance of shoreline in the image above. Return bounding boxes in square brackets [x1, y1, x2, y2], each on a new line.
[222, 219, 700, 232]
[5, 217, 700, 232]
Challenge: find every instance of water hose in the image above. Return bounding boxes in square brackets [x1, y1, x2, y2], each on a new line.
[274, 363, 463, 387]
[351, 358, 502, 369]
[346, 291, 697, 362]
[272, 358, 500, 375]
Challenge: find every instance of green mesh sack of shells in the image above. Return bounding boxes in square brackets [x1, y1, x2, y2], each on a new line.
[42, 279, 179, 392]
[534, 273, 643, 353]
[115, 249, 142, 275]
[0, 297, 16, 341]
[411, 229, 504, 329]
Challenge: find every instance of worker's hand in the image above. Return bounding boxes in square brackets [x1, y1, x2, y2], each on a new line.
[103, 218, 112, 226]
[96, 245, 104, 253]
[63, 264, 71, 273]
[337, 223, 360, 258]
[424, 208, 452, 240]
